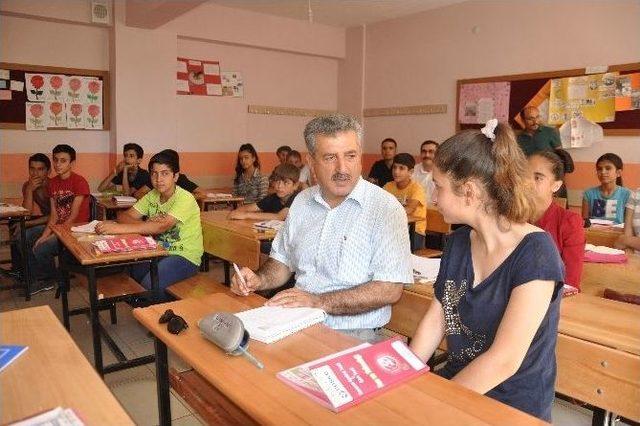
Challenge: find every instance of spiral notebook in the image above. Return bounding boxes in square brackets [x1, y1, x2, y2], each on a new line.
[234, 306, 327, 344]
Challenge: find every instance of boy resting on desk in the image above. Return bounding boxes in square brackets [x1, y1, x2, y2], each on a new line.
[29, 144, 90, 293]
[97, 143, 151, 199]
[95, 151, 203, 299]
[229, 163, 301, 221]
[383, 153, 427, 250]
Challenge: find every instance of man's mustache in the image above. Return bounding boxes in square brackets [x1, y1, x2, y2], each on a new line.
[332, 172, 351, 182]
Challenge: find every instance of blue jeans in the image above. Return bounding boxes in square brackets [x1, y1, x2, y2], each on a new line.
[27, 225, 59, 281]
[130, 255, 198, 300]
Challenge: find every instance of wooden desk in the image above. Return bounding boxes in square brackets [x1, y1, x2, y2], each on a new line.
[585, 226, 623, 247]
[200, 210, 274, 282]
[95, 197, 135, 220]
[196, 191, 244, 211]
[581, 253, 640, 297]
[0, 206, 33, 300]
[557, 294, 640, 421]
[0, 306, 133, 425]
[134, 292, 546, 426]
[390, 285, 640, 422]
[51, 224, 167, 377]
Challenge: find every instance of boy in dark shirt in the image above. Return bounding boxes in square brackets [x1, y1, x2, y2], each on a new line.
[228, 163, 300, 221]
[97, 143, 151, 199]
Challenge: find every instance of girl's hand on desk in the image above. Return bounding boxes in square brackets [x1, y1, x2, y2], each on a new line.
[266, 288, 320, 309]
[231, 267, 262, 296]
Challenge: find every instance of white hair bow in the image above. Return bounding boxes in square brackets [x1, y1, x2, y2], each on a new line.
[481, 118, 498, 141]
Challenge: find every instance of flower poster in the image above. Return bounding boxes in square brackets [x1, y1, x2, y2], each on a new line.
[25, 73, 46, 101]
[66, 103, 85, 129]
[46, 74, 67, 101]
[46, 101, 66, 127]
[67, 76, 83, 102]
[84, 103, 102, 129]
[222, 72, 244, 97]
[26, 102, 46, 130]
[458, 82, 511, 124]
[83, 78, 102, 104]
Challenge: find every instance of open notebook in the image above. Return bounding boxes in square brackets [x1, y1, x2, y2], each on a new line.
[234, 306, 326, 344]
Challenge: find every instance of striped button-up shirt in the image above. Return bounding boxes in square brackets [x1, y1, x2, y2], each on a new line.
[270, 177, 413, 329]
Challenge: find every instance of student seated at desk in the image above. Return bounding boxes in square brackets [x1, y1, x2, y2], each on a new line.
[367, 137, 396, 187]
[582, 153, 631, 224]
[97, 143, 151, 199]
[529, 151, 585, 290]
[410, 120, 564, 422]
[228, 163, 300, 221]
[29, 145, 90, 294]
[286, 150, 311, 189]
[233, 143, 269, 204]
[616, 187, 640, 254]
[95, 151, 203, 299]
[383, 153, 427, 250]
[136, 149, 204, 198]
[9, 153, 52, 277]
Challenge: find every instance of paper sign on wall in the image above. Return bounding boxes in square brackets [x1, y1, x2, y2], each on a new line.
[222, 72, 244, 97]
[176, 57, 222, 96]
[26, 102, 47, 130]
[458, 82, 510, 124]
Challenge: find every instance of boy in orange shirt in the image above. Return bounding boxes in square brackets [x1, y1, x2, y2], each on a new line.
[383, 153, 427, 250]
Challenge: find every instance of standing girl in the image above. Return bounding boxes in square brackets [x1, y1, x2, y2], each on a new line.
[410, 120, 564, 421]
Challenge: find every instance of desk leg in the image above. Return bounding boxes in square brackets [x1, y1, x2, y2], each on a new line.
[223, 261, 230, 285]
[60, 263, 71, 331]
[592, 409, 612, 426]
[154, 337, 172, 426]
[87, 267, 104, 377]
[18, 217, 32, 301]
[150, 258, 160, 301]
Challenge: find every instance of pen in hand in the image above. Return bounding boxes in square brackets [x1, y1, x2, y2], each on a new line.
[233, 262, 249, 295]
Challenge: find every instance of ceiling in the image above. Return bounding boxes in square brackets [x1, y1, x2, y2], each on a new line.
[207, 0, 470, 27]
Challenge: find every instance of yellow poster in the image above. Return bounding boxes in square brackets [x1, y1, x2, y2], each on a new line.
[548, 72, 617, 125]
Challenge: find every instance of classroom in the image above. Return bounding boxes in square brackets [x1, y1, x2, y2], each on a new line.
[1, 0, 639, 425]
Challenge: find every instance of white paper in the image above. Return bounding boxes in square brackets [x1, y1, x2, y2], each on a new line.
[206, 83, 222, 96]
[176, 79, 189, 93]
[66, 76, 84, 102]
[205, 193, 232, 198]
[177, 60, 187, 73]
[83, 77, 102, 105]
[0, 69, 9, 80]
[45, 101, 67, 128]
[66, 102, 85, 129]
[10, 80, 24, 91]
[476, 97, 495, 123]
[411, 255, 440, 282]
[71, 220, 101, 233]
[586, 65, 608, 75]
[559, 116, 603, 148]
[584, 244, 625, 255]
[25, 102, 47, 131]
[203, 63, 220, 75]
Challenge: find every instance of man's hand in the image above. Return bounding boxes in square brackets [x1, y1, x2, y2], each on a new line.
[230, 266, 262, 296]
[95, 221, 119, 234]
[26, 176, 44, 191]
[266, 288, 321, 309]
[228, 210, 248, 220]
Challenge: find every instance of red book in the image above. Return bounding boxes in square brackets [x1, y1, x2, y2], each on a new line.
[277, 338, 428, 412]
[93, 236, 157, 254]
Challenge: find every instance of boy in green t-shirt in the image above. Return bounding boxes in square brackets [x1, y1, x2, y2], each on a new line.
[96, 151, 203, 299]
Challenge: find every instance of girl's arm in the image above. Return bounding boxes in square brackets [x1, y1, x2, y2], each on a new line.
[451, 279, 555, 394]
[409, 299, 446, 363]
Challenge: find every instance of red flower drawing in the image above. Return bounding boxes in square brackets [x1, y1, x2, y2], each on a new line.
[50, 76, 63, 90]
[30, 104, 43, 118]
[70, 104, 83, 117]
[88, 104, 100, 118]
[88, 80, 100, 94]
[69, 78, 82, 92]
[50, 102, 63, 115]
[30, 75, 44, 89]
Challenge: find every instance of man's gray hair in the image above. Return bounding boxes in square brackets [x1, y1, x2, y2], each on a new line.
[303, 113, 363, 155]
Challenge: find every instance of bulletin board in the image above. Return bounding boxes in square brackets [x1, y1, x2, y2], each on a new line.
[0, 62, 109, 130]
[456, 62, 640, 136]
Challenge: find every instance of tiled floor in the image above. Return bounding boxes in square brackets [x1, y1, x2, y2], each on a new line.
[0, 261, 628, 425]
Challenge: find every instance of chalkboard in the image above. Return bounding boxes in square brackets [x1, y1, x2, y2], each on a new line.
[456, 62, 640, 136]
[0, 62, 109, 130]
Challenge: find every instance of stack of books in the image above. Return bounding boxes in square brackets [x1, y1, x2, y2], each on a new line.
[93, 236, 157, 254]
[112, 195, 137, 205]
